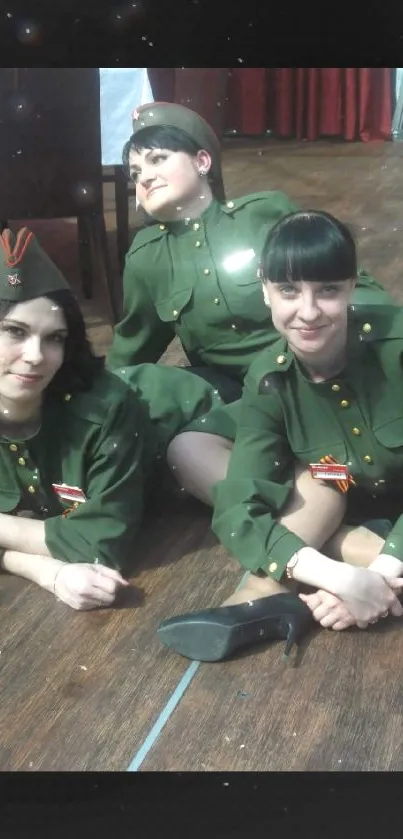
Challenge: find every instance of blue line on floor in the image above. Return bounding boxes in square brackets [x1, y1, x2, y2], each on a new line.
[127, 660, 200, 772]
[126, 571, 250, 772]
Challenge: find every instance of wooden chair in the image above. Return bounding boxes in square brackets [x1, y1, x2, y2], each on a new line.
[103, 165, 136, 276]
[0, 68, 121, 323]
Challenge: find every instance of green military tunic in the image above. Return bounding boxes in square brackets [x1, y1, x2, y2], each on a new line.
[0, 364, 223, 572]
[0, 370, 148, 572]
[114, 362, 223, 451]
[107, 192, 396, 381]
[184, 304, 403, 581]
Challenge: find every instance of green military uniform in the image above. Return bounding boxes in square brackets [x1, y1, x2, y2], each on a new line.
[0, 228, 222, 573]
[107, 103, 397, 390]
[183, 304, 403, 581]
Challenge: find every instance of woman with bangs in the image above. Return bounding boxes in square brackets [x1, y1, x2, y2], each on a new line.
[157, 210, 403, 663]
[107, 103, 395, 405]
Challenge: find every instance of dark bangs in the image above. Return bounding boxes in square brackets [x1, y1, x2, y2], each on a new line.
[261, 210, 357, 284]
[122, 125, 202, 178]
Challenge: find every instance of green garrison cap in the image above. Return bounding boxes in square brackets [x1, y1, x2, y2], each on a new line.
[132, 101, 226, 202]
[0, 227, 70, 302]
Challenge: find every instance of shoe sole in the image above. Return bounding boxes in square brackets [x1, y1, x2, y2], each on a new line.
[157, 615, 287, 662]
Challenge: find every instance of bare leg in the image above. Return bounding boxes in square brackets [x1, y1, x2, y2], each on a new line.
[168, 431, 348, 606]
[324, 524, 384, 567]
[223, 463, 347, 605]
[167, 431, 232, 505]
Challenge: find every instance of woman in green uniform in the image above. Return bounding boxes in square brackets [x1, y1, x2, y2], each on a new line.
[107, 102, 396, 402]
[0, 226, 222, 610]
[157, 210, 403, 662]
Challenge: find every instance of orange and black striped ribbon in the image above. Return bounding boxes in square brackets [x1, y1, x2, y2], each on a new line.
[319, 454, 356, 494]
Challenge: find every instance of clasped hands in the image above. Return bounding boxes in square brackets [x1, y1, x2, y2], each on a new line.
[299, 557, 403, 631]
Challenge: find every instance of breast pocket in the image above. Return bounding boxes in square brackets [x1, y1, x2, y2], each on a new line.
[372, 418, 403, 451]
[225, 277, 269, 325]
[154, 287, 193, 325]
[294, 441, 348, 468]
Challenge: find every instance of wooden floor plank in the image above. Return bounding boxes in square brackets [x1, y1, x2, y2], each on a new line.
[141, 620, 403, 771]
[0, 500, 241, 770]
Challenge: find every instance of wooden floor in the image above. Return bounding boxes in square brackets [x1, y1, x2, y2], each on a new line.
[3, 137, 403, 772]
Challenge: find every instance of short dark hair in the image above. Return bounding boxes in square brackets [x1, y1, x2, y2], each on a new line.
[260, 210, 357, 284]
[0, 289, 103, 394]
[122, 125, 204, 179]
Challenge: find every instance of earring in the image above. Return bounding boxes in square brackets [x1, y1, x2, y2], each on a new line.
[198, 168, 207, 177]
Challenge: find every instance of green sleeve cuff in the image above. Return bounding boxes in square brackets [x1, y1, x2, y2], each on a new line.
[383, 515, 403, 560]
[261, 529, 307, 581]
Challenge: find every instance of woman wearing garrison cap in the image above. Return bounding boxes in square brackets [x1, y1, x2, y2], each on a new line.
[0, 227, 222, 609]
[107, 102, 396, 404]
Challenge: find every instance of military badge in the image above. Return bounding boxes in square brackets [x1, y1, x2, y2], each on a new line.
[52, 483, 87, 503]
[7, 271, 22, 286]
[310, 455, 356, 494]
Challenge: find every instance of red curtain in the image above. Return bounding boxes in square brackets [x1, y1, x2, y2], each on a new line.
[148, 68, 393, 142]
[148, 68, 229, 137]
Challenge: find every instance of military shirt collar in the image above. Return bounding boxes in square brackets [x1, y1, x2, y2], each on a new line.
[164, 198, 222, 236]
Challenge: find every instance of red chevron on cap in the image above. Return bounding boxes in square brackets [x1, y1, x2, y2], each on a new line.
[1, 227, 34, 267]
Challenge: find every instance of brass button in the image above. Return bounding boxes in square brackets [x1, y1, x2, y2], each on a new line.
[193, 223, 200, 231]
[363, 455, 373, 464]
[159, 224, 166, 231]
[18, 457, 26, 466]
[213, 297, 220, 305]
[340, 400, 349, 408]
[195, 241, 201, 248]
[28, 485, 36, 494]
[276, 354, 286, 365]
[331, 384, 340, 392]
[227, 201, 235, 209]
[64, 393, 72, 402]
[203, 268, 210, 276]
[172, 309, 178, 318]
[268, 561, 278, 573]
[362, 322, 372, 334]
[351, 427, 361, 436]
[9, 444, 18, 452]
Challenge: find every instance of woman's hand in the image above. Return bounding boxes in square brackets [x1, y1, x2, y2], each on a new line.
[299, 589, 359, 630]
[329, 566, 403, 624]
[369, 553, 403, 578]
[299, 589, 380, 630]
[53, 562, 129, 610]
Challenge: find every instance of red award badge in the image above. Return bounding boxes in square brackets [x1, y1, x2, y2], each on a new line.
[310, 455, 356, 494]
[52, 483, 87, 503]
[52, 483, 87, 517]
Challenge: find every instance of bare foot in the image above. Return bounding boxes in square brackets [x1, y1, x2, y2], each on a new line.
[222, 574, 292, 607]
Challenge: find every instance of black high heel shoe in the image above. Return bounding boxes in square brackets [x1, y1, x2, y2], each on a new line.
[157, 594, 314, 662]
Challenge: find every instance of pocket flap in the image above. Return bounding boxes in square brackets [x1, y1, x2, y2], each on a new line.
[372, 418, 403, 449]
[155, 288, 193, 323]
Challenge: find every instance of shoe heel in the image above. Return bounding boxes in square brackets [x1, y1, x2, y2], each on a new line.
[281, 623, 298, 663]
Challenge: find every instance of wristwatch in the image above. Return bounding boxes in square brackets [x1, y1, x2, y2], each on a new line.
[286, 552, 299, 580]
